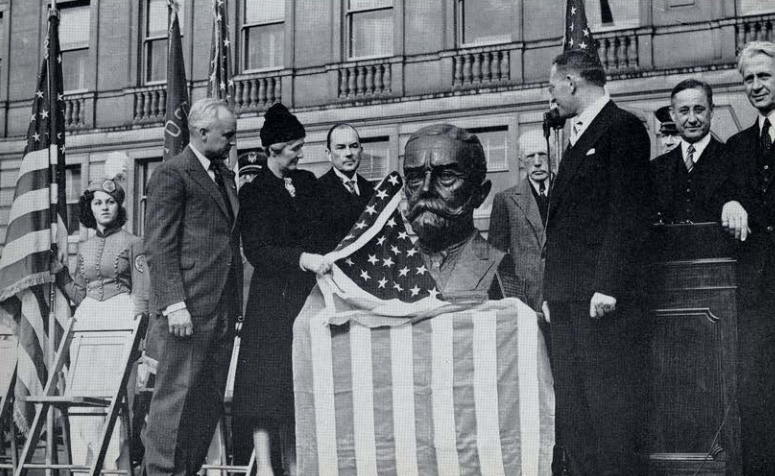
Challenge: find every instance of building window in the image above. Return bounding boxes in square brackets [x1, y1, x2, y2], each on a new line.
[360, 137, 391, 182]
[59, 2, 90, 92]
[741, 0, 775, 15]
[457, 0, 513, 47]
[65, 164, 82, 235]
[135, 158, 162, 237]
[143, 0, 184, 83]
[347, 0, 393, 59]
[242, 0, 285, 71]
[584, 0, 639, 30]
[471, 127, 509, 172]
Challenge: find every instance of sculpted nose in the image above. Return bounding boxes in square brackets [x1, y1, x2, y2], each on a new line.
[420, 171, 433, 193]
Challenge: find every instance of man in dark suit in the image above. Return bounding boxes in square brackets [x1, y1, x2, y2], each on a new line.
[316, 123, 374, 252]
[543, 50, 652, 476]
[651, 79, 729, 224]
[489, 129, 552, 311]
[143, 98, 242, 476]
[719, 40, 775, 475]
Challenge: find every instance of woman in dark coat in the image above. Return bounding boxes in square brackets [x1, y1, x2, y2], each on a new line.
[233, 103, 330, 476]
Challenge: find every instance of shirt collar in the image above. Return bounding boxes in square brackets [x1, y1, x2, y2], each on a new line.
[96, 224, 122, 238]
[189, 143, 212, 173]
[680, 133, 712, 164]
[573, 93, 611, 138]
[528, 176, 549, 193]
[332, 166, 360, 195]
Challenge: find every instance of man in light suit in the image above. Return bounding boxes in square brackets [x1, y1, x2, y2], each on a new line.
[719, 40, 775, 475]
[488, 129, 552, 311]
[316, 123, 375, 252]
[544, 49, 652, 476]
[143, 98, 242, 476]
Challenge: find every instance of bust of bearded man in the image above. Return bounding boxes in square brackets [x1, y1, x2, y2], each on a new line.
[403, 124, 523, 303]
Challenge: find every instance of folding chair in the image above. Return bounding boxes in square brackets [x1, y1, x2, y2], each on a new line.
[0, 324, 18, 476]
[14, 313, 148, 476]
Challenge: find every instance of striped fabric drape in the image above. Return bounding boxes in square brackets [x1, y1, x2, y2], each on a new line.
[0, 9, 71, 433]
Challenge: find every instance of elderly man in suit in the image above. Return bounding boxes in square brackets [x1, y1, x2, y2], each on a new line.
[316, 123, 375, 252]
[488, 129, 552, 311]
[543, 49, 652, 476]
[143, 98, 242, 476]
[720, 40, 775, 475]
[650, 79, 729, 224]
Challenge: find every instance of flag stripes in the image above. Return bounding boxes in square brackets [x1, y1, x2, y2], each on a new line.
[296, 300, 554, 475]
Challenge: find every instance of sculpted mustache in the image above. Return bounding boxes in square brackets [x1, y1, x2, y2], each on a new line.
[407, 199, 466, 221]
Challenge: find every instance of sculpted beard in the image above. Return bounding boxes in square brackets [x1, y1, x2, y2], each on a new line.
[407, 194, 472, 242]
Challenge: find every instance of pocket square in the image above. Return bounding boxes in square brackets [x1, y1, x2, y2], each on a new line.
[586, 148, 596, 156]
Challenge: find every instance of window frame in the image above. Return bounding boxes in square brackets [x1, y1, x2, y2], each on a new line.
[134, 157, 162, 238]
[583, 0, 641, 32]
[346, 0, 394, 61]
[64, 163, 82, 237]
[739, 0, 775, 16]
[241, 0, 286, 73]
[358, 135, 392, 183]
[455, 0, 513, 48]
[57, 0, 91, 94]
[142, 0, 185, 85]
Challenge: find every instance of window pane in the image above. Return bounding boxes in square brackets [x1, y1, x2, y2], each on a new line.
[460, 0, 512, 45]
[245, 0, 285, 24]
[584, 0, 639, 29]
[245, 23, 284, 70]
[741, 0, 775, 14]
[60, 5, 90, 50]
[62, 48, 88, 91]
[473, 128, 509, 171]
[148, 0, 184, 37]
[349, 0, 392, 11]
[136, 159, 161, 237]
[350, 9, 393, 58]
[65, 166, 81, 235]
[146, 38, 167, 82]
[360, 138, 391, 182]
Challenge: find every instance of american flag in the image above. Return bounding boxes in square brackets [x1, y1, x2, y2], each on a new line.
[207, 0, 234, 103]
[564, 0, 600, 61]
[327, 172, 439, 308]
[163, 0, 189, 161]
[294, 174, 556, 475]
[0, 9, 71, 432]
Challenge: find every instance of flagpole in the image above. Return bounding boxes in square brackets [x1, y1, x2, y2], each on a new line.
[46, 2, 58, 475]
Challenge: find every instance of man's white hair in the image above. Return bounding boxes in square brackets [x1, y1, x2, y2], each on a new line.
[738, 41, 775, 74]
[188, 98, 232, 131]
[519, 130, 551, 158]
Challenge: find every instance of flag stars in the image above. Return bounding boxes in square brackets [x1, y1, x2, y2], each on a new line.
[376, 235, 386, 246]
[377, 277, 388, 289]
[390, 245, 401, 255]
[387, 175, 400, 186]
[398, 231, 409, 240]
[393, 282, 403, 292]
[30, 114, 36, 122]
[398, 267, 409, 277]
[375, 189, 388, 200]
[360, 270, 371, 281]
[40, 109, 49, 119]
[367, 254, 379, 265]
[365, 205, 377, 215]
[579, 41, 588, 49]
[571, 6, 577, 15]
[355, 221, 367, 230]
[410, 285, 421, 297]
[32, 132, 40, 142]
[583, 28, 590, 37]
[35, 90, 44, 98]
[428, 287, 440, 299]
[382, 257, 394, 268]
[568, 38, 574, 48]
[59, 145, 66, 154]
[415, 265, 427, 276]
[57, 94, 63, 102]
[406, 248, 418, 257]
[345, 258, 354, 266]
[343, 234, 355, 241]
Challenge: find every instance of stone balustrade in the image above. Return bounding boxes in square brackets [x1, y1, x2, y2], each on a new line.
[452, 46, 511, 89]
[338, 62, 392, 99]
[62, 94, 87, 130]
[596, 29, 639, 73]
[736, 13, 775, 48]
[133, 85, 166, 124]
[234, 74, 281, 113]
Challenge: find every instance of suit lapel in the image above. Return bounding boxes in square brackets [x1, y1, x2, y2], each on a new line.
[184, 148, 233, 223]
[509, 180, 545, 246]
[550, 102, 616, 208]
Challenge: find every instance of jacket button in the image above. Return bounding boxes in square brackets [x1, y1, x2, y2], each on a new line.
[767, 226, 774, 233]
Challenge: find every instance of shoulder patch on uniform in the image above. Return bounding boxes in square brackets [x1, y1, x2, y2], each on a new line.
[134, 254, 146, 273]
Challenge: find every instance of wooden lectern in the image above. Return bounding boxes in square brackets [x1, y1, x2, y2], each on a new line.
[646, 223, 741, 476]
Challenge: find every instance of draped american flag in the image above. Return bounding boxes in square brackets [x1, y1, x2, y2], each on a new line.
[294, 172, 555, 475]
[0, 9, 71, 432]
[163, 0, 189, 161]
[564, 0, 600, 61]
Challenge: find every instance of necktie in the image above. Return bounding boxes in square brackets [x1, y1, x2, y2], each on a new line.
[685, 144, 695, 172]
[209, 160, 234, 219]
[344, 179, 357, 195]
[538, 180, 546, 197]
[762, 118, 773, 153]
[570, 120, 583, 145]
